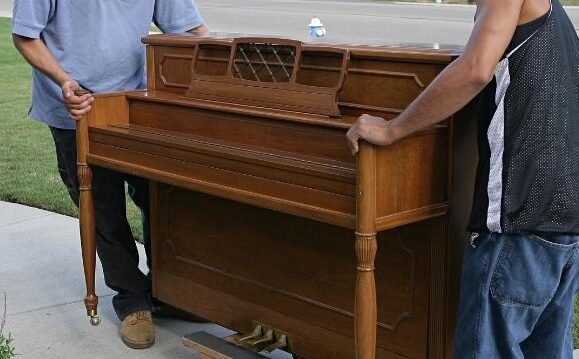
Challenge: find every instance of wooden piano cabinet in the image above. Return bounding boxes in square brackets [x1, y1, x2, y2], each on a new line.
[151, 184, 435, 358]
[76, 34, 477, 359]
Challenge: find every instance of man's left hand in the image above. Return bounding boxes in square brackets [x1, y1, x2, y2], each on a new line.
[346, 114, 399, 155]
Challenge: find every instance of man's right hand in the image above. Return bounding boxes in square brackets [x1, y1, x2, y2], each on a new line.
[11, 35, 95, 121]
[61, 79, 94, 121]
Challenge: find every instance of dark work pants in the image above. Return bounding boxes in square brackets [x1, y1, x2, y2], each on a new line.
[49, 126, 152, 320]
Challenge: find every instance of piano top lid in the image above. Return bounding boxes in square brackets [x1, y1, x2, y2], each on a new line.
[142, 32, 464, 63]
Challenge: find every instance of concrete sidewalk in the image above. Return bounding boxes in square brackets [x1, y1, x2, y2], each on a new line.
[2, 200, 579, 358]
[0, 201, 290, 359]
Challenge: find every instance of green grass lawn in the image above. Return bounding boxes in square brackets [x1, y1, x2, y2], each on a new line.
[2, 15, 579, 348]
[0, 17, 142, 238]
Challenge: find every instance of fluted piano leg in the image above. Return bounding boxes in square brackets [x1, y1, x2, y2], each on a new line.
[77, 116, 99, 326]
[355, 232, 377, 359]
[355, 142, 377, 359]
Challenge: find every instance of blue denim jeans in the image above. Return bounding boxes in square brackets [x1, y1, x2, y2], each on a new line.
[453, 232, 579, 359]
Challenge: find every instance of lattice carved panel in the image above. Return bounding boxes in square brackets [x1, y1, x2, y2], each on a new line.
[232, 43, 296, 83]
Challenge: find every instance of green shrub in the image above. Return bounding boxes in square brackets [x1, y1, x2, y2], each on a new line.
[0, 336, 15, 359]
[0, 294, 15, 359]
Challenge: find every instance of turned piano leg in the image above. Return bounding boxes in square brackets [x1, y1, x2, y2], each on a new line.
[355, 232, 377, 359]
[355, 142, 377, 359]
[77, 117, 99, 326]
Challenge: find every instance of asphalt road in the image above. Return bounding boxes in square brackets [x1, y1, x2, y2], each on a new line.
[197, 0, 476, 45]
[1, 0, 579, 46]
[197, 0, 579, 46]
[0, 0, 10, 17]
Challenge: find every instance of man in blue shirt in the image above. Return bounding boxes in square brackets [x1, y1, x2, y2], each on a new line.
[12, 0, 207, 349]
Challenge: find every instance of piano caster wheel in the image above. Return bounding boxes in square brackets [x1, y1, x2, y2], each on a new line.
[90, 316, 101, 326]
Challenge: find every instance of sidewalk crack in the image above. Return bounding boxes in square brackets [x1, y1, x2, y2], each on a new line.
[10, 294, 114, 317]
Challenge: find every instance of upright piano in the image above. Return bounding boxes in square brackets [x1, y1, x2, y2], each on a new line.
[76, 33, 477, 359]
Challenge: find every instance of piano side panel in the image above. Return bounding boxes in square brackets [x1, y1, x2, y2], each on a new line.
[152, 185, 433, 358]
[374, 128, 449, 230]
[86, 93, 130, 128]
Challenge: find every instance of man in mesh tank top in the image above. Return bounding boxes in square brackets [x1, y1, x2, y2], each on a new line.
[347, 0, 579, 357]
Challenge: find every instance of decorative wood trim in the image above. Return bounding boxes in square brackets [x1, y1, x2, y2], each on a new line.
[164, 233, 412, 331]
[348, 68, 425, 89]
[190, 44, 201, 80]
[347, 48, 458, 64]
[355, 232, 377, 272]
[197, 56, 230, 63]
[444, 65, 455, 210]
[170, 243, 359, 319]
[147, 46, 156, 90]
[159, 54, 194, 88]
[375, 203, 448, 231]
[385, 230, 415, 330]
[300, 64, 342, 73]
[339, 102, 403, 116]
[428, 217, 448, 359]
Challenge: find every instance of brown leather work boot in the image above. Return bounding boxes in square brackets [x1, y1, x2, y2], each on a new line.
[120, 310, 155, 349]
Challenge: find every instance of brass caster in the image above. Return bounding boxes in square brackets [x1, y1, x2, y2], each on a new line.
[90, 315, 101, 326]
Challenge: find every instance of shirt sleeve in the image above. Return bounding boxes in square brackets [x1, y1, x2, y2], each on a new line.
[153, 0, 205, 34]
[11, 0, 55, 39]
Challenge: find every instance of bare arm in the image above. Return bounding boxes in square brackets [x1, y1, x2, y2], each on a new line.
[12, 34, 93, 120]
[346, 0, 525, 154]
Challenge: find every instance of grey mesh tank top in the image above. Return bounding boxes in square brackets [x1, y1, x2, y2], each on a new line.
[468, 0, 579, 234]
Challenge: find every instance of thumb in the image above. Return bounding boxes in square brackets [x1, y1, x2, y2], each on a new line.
[352, 140, 359, 155]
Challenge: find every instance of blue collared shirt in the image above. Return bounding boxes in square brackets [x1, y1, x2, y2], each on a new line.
[12, 0, 204, 129]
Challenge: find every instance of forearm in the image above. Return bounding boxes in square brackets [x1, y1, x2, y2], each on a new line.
[390, 58, 489, 140]
[12, 34, 71, 86]
[346, 0, 522, 154]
